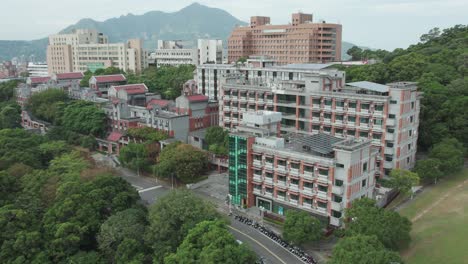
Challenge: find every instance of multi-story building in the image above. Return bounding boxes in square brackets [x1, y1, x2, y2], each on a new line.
[196, 62, 337, 100]
[228, 13, 342, 64]
[47, 29, 148, 75]
[152, 39, 223, 67]
[221, 70, 421, 177]
[229, 111, 376, 226]
[0, 61, 17, 78]
[89, 74, 127, 97]
[27, 62, 49, 77]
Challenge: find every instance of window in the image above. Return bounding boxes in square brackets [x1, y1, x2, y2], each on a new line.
[361, 103, 370, 110]
[363, 162, 368, 172]
[362, 179, 367, 187]
[348, 116, 356, 122]
[410, 116, 414, 123]
[347, 129, 355, 136]
[407, 157, 411, 163]
[387, 128, 395, 133]
[374, 118, 383, 125]
[349, 102, 357, 108]
[390, 100, 397, 104]
[336, 101, 344, 107]
[373, 134, 381, 140]
[360, 131, 368, 138]
[411, 102, 415, 109]
[324, 100, 332, 106]
[335, 179, 343, 186]
[388, 114, 396, 119]
[360, 117, 369, 124]
[375, 104, 384, 111]
[408, 143, 411, 150]
[386, 142, 394, 148]
[409, 130, 413, 136]
[336, 115, 343, 121]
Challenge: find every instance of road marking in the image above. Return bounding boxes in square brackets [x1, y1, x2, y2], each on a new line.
[228, 226, 287, 264]
[132, 185, 143, 190]
[138, 185, 163, 193]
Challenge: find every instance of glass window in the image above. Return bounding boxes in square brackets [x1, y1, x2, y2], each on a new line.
[360, 131, 369, 138]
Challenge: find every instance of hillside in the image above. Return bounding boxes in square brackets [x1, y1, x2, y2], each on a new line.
[0, 3, 363, 62]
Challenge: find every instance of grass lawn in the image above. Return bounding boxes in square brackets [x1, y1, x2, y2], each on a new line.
[399, 169, 468, 264]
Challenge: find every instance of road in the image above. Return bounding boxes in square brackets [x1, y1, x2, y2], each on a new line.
[108, 163, 302, 263]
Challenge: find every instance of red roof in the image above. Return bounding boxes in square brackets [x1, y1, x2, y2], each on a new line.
[107, 131, 123, 142]
[146, 99, 172, 109]
[94, 74, 126, 83]
[29, 76, 51, 84]
[56, 72, 84, 80]
[187, 94, 208, 103]
[114, 84, 148, 95]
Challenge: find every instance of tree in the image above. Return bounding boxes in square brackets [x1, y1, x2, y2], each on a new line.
[346, 46, 363, 61]
[236, 57, 248, 64]
[205, 126, 229, 155]
[420, 27, 441, 43]
[119, 143, 150, 174]
[0, 129, 45, 170]
[26, 89, 68, 123]
[0, 80, 18, 102]
[414, 158, 443, 184]
[387, 169, 419, 198]
[98, 208, 148, 262]
[154, 142, 208, 183]
[429, 138, 464, 174]
[283, 210, 322, 245]
[329, 235, 402, 264]
[165, 220, 257, 264]
[126, 127, 168, 142]
[345, 198, 412, 250]
[0, 104, 21, 129]
[61, 100, 107, 137]
[146, 190, 219, 263]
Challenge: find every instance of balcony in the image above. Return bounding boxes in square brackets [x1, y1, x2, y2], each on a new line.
[264, 178, 274, 185]
[290, 168, 300, 176]
[265, 162, 274, 170]
[289, 199, 298, 206]
[253, 160, 262, 167]
[248, 97, 255, 103]
[231, 107, 238, 112]
[318, 175, 328, 184]
[264, 192, 273, 198]
[253, 189, 262, 195]
[386, 118, 396, 127]
[253, 175, 263, 182]
[276, 195, 286, 201]
[335, 168, 346, 181]
[316, 206, 328, 215]
[301, 203, 313, 210]
[330, 217, 343, 227]
[289, 184, 299, 192]
[331, 201, 343, 211]
[277, 181, 288, 189]
[302, 171, 314, 181]
[223, 106, 230, 111]
[223, 117, 231, 122]
[317, 191, 328, 200]
[332, 185, 344, 195]
[384, 148, 394, 155]
[240, 97, 247, 102]
[302, 188, 315, 196]
[384, 161, 394, 168]
[385, 133, 395, 141]
[277, 165, 287, 174]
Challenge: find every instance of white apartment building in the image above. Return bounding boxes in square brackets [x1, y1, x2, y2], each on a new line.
[219, 66, 421, 177]
[27, 62, 49, 77]
[152, 39, 223, 67]
[229, 111, 376, 227]
[47, 29, 147, 75]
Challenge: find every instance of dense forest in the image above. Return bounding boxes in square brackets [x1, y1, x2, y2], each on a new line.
[342, 25, 467, 152]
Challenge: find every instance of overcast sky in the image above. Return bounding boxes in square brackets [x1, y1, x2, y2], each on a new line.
[1, 0, 467, 50]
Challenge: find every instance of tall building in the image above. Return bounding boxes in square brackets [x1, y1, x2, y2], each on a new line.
[47, 29, 148, 75]
[27, 62, 49, 77]
[229, 111, 377, 226]
[220, 67, 421, 177]
[228, 13, 342, 64]
[152, 39, 223, 67]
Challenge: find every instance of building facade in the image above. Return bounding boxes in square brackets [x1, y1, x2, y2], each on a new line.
[228, 13, 342, 64]
[220, 70, 421, 177]
[229, 111, 376, 227]
[47, 29, 147, 75]
[152, 39, 223, 67]
[27, 62, 49, 77]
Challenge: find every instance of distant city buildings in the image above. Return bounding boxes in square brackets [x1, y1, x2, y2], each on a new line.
[0, 61, 17, 79]
[47, 29, 148, 75]
[27, 62, 49, 77]
[151, 39, 223, 67]
[228, 13, 342, 64]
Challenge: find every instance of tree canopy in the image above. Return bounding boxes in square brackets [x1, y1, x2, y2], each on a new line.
[165, 220, 257, 264]
[428, 138, 464, 174]
[283, 210, 322, 245]
[126, 127, 168, 142]
[329, 235, 402, 264]
[345, 198, 412, 250]
[26, 89, 68, 124]
[386, 169, 419, 196]
[414, 158, 443, 184]
[205, 126, 229, 156]
[61, 100, 107, 137]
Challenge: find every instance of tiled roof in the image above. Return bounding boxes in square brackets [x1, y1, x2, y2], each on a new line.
[146, 99, 172, 109]
[56, 72, 84, 80]
[187, 94, 208, 102]
[114, 84, 148, 95]
[107, 131, 123, 142]
[29, 76, 51, 84]
[94, 74, 126, 83]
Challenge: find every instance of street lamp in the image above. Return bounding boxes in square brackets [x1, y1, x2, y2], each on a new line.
[259, 206, 266, 226]
[227, 194, 232, 215]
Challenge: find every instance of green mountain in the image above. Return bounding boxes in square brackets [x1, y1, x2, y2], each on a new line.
[0, 3, 363, 61]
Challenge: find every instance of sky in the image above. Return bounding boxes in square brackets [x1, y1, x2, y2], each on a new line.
[1, 0, 467, 50]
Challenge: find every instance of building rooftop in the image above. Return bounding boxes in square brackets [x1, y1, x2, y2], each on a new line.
[94, 74, 126, 83]
[113, 84, 148, 95]
[288, 133, 343, 156]
[274, 63, 333, 71]
[187, 94, 209, 103]
[146, 99, 172, 109]
[346, 81, 389, 93]
[56, 72, 84, 80]
[29, 76, 51, 84]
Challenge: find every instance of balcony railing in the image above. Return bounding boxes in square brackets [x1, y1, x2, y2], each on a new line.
[253, 160, 262, 167]
[277, 181, 288, 189]
[302, 171, 314, 181]
[317, 191, 328, 200]
[265, 162, 274, 170]
[330, 216, 342, 227]
[253, 175, 263, 182]
[302, 188, 315, 196]
[264, 178, 274, 185]
[318, 175, 328, 184]
[253, 189, 262, 195]
[331, 201, 343, 211]
[332, 185, 344, 195]
[277, 165, 287, 174]
[290, 168, 300, 176]
[289, 184, 299, 192]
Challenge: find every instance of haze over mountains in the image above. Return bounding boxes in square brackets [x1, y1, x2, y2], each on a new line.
[0, 3, 357, 62]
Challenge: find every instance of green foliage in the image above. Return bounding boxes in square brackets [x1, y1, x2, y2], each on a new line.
[0, 129, 45, 169]
[346, 46, 364, 60]
[0, 80, 18, 102]
[165, 220, 257, 264]
[283, 210, 322, 245]
[61, 100, 107, 137]
[98, 207, 149, 263]
[205, 126, 228, 155]
[119, 143, 151, 172]
[236, 56, 248, 64]
[344, 25, 468, 151]
[429, 138, 465, 174]
[38, 140, 68, 166]
[329, 235, 402, 264]
[0, 104, 21, 129]
[345, 198, 412, 250]
[127, 65, 195, 99]
[414, 158, 443, 184]
[154, 142, 208, 183]
[66, 251, 105, 264]
[146, 190, 219, 263]
[387, 169, 420, 195]
[127, 127, 168, 142]
[26, 89, 68, 123]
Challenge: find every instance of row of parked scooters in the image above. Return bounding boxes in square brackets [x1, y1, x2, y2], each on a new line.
[234, 215, 318, 264]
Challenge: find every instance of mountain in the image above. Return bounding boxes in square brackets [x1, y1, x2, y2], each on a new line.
[0, 3, 366, 62]
[341, 41, 372, 61]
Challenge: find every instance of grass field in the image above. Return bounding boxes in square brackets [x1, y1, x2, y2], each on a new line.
[399, 169, 468, 264]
